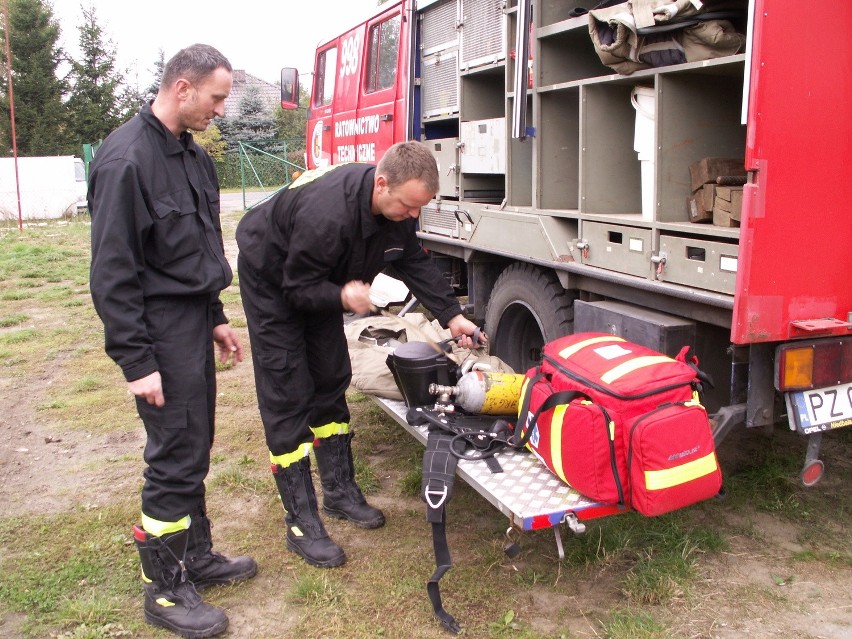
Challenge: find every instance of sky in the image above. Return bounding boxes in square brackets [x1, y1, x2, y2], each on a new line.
[50, 0, 382, 91]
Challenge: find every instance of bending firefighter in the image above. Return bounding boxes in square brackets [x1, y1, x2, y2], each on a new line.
[236, 141, 484, 567]
[88, 45, 256, 638]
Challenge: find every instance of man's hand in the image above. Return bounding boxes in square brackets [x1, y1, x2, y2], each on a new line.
[447, 314, 487, 350]
[213, 324, 244, 366]
[341, 280, 373, 314]
[128, 371, 165, 407]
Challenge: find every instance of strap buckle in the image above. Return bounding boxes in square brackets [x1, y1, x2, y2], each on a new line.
[424, 484, 448, 510]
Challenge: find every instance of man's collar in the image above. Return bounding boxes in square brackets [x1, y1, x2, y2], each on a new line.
[140, 103, 192, 155]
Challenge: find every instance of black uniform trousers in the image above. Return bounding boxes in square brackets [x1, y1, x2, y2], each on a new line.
[136, 294, 216, 522]
[237, 254, 351, 457]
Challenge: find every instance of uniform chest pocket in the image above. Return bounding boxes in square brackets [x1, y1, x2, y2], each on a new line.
[149, 188, 203, 267]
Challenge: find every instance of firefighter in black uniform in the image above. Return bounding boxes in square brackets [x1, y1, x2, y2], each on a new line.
[89, 44, 256, 639]
[236, 141, 483, 568]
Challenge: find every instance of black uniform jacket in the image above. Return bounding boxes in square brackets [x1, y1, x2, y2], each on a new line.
[236, 163, 463, 327]
[88, 104, 233, 382]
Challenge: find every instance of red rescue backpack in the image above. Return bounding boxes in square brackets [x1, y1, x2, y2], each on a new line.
[515, 333, 722, 516]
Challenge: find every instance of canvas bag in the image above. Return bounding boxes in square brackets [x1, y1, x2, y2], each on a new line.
[588, 0, 746, 75]
[517, 332, 722, 516]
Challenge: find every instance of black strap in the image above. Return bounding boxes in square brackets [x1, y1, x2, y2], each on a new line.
[511, 371, 589, 449]
[422, 427, 462, 634]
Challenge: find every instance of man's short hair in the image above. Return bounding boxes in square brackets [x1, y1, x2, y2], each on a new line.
[377, 141, 439, 195]
[161, 44, 232, 88]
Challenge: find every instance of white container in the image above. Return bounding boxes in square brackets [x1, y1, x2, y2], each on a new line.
[631, 86, 656, 221]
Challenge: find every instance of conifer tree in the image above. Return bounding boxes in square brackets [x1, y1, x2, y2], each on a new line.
[141, 48, 165, 105]
[65, 3, 137, 150]
[0, 0, 68, 156]
[217, 84, 278, 152]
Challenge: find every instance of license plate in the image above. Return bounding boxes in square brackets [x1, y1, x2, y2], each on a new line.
[786, 382, 852, 434]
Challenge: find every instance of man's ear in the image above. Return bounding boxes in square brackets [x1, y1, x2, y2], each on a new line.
[174, 78, 192, 100]
[375, 174, 389, 193]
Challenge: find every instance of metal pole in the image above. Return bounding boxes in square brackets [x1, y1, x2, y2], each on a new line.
[2, 0, 23, 231]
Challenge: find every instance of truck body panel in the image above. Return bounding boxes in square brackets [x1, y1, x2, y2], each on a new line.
[299, 0, 851, 487]
[733, 0, 852, 344]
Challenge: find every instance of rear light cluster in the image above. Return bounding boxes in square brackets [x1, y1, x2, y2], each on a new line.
[776, 336, 852, 392]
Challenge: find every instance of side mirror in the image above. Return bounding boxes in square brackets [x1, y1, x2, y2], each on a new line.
[280, 67, 299, 109]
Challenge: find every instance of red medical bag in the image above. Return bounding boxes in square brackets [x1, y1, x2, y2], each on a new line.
[518, 333, 722, 516]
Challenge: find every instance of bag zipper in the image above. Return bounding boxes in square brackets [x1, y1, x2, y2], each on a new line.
[543, 353, 692, 401]
[596, 403, 625, 506]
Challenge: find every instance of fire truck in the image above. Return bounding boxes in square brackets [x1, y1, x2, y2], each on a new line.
[281, 0, 851, 487]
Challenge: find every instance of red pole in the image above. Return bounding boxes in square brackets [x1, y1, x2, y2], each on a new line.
[2, 0, 23, 231]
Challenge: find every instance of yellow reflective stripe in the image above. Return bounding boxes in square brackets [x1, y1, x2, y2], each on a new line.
[155, 597, 176, 608]
[289, 163, 346, 189]
[601, 355, 673, 384]
[140, 513, 190, 537]
[311, 422, 350, 440]
[549, 405, 569, 483]
[270, 442, 313, 469]
[517, 377, 532, 417]
[558, 335, 625, 359]
[644, 452, 719, 490]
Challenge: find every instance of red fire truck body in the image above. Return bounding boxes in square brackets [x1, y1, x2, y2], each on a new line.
[290, 0, 851, 484]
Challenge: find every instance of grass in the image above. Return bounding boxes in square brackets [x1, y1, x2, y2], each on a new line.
[0, 217, 849, 639]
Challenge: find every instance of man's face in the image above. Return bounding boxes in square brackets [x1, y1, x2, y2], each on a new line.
[373, 177, 434, 222]
[179, 67, 232, 132]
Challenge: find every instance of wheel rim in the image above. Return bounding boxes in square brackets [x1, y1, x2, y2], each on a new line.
[491, 300, 546, 372]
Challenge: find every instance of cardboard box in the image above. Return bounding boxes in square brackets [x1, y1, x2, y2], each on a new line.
[687, 194, 713, 223]
[689, 157, 746, 192]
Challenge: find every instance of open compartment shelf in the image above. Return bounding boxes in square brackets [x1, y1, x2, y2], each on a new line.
[538, 87, 580, 210]
[580, 82, 643, 215]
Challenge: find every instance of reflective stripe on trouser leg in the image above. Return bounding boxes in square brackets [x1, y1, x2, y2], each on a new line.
[141, 513, 192, 537]
[311, 422, 350, 441]
[270, 442, 313, 470]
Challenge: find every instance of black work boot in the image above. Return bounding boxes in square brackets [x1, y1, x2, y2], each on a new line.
[272, 457, 346, 568]
[313, 433, 385, 529]
[134, 525, 229, 639]
[185, 508, 258, 590]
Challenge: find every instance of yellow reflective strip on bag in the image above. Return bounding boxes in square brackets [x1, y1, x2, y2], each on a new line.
[644, 452, 718, 491]
[140, 513, 190, 537]
[310, 422, 350, 440]
[269, 442, 313, 469]
[517, 376, 532, 417]
[550, 405, 569, 484]
[558, 335, 626, 359]
[600, 355, 673, 384]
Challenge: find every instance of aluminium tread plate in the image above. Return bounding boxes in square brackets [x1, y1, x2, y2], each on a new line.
[371, 396, 615, 531]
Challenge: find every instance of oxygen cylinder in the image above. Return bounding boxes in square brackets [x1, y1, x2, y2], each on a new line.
[429, 371, 526, 415]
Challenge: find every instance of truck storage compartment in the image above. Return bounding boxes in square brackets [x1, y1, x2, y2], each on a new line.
[579, 222, 652, 278]
[574, 300, 696, 358]
[658, 234, 739, 294]
[424, 138, 460, 198]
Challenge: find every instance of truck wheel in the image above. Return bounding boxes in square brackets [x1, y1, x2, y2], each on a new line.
[484, 263, 576, 373]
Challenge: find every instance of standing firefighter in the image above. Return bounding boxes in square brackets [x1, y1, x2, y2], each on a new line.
[88, 44, 256, 639]
[236, 141, 483, 567]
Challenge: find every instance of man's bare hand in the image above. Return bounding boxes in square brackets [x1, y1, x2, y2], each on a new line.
[213, 324, 244, 366]
[447, 314, 487, 350]
[128, 371, 165, 407]
[341, 280, 373, 314]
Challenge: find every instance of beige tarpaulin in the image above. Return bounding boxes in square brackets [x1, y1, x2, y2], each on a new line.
[344, 313, 514, 400]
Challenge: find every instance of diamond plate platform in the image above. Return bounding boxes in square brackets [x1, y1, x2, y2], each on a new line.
[371, 397, 622, 531]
